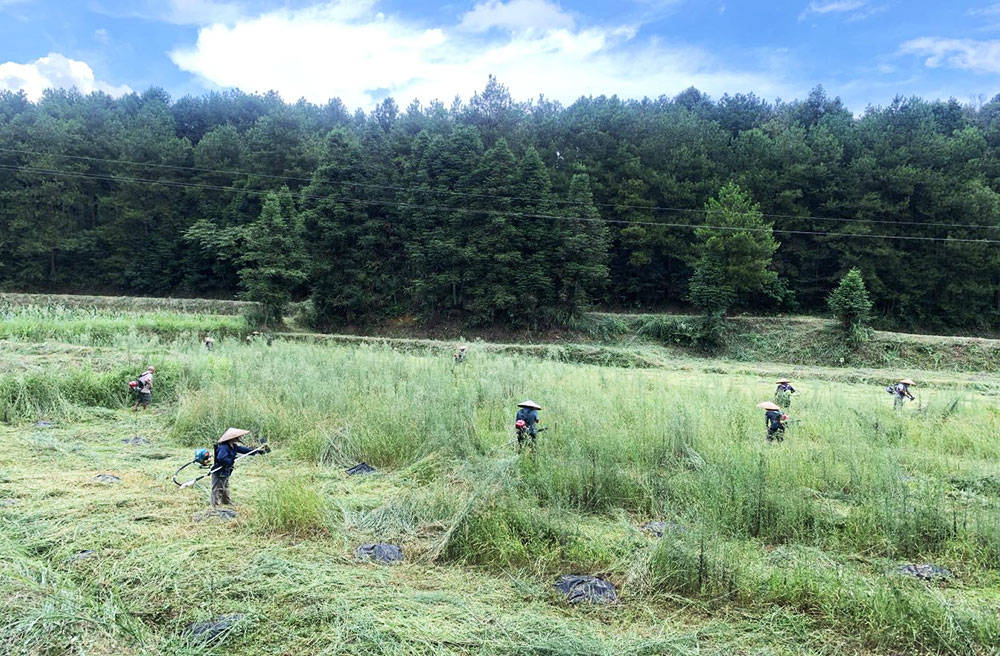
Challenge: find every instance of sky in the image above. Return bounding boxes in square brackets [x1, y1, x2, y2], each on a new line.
[0, 0, 998, 113]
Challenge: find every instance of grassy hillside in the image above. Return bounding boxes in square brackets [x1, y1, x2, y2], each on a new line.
[2, 311, 999, 654]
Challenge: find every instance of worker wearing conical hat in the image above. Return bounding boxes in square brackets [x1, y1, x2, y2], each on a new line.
[757, 402, 787, 442]
[892, 379, 915, 408]
[515, 400, 542, 450]
[774, 378, 796, 408]
[211, 428, 268, 506]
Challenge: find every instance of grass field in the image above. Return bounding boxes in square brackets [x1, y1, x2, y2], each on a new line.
[1, 306, 999, 655]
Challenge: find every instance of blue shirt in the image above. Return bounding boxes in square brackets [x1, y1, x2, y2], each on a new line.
[214, 442, 256, 477]
[516, 407, 539, 433]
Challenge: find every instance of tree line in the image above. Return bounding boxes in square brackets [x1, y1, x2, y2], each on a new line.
[1, 78, 998, 331]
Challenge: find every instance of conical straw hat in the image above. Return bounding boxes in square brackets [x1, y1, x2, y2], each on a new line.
[218, 427, 250, 444]
[757, 401, 781, 411]
[517, 400, 542, 410]
[898, 379, 915, 386]
[775, 378, 790, 384]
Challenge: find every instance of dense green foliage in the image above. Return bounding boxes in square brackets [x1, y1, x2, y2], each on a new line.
[237, 188, 307, 325]
[828, 268, 874, 340]
[689, 183, 778, 342]
[1, 81, 999, 329]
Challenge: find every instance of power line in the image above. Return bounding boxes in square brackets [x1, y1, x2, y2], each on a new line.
[2, 145, 998, 231]
[3, 162, 999, 245]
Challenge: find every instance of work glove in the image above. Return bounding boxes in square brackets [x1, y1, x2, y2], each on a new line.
[259, 437, 271, 454]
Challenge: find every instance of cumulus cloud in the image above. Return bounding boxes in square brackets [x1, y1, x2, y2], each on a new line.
[899, 37, 1000, 74]
[0, 53, 132, 101]
[170, 0, 796, 110]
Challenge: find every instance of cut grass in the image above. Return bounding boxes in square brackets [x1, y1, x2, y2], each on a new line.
[2, 315, 999, 654]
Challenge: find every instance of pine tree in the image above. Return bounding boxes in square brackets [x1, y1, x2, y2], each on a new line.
[828, 268, 873, 336]
[464, 138, 520, 326]
[238, 187, 308, 327]
[557, 170, 609, 319]
[693, 182, 779, 306]
[513, 146, 558, 327]
[299, 128, 369, 327]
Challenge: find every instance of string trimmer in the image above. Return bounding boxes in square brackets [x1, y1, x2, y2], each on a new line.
[172, 440, 268, 489]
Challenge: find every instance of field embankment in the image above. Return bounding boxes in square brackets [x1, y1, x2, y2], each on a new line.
[4, 292, 999, 373]
[0, 293, 1000, 372]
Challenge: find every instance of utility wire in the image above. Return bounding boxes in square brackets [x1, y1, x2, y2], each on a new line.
[3, 162, 999, 245]
[1, 145, 997, 231]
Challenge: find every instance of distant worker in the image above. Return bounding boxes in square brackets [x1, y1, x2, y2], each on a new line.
[131, 366, 154, 412]
[890, 378, 915, 408]
[454, 345, 467, 363]
[757, 401, 787, 442]
[775, 378, 796, 407]
[204, 336, 214, 351]
[515, 400, 543, 450]
[211, 428, 269, 506]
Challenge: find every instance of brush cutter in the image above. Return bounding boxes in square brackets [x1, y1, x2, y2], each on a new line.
[172, 440, 268, 489]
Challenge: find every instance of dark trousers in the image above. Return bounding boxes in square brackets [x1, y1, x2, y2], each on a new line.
[211, 473, 231, 506]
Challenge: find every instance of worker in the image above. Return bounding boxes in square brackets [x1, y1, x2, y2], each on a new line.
[131, 366, 154, 412]
[211, 428, 269, 506]
[892, 378, 916, 408]
[515, 400, 542, 450]
[757, 401, 786, 442]
[204, 336, 214, 351]
[454, 345, 467, 363]
[775, 378, 796, 407]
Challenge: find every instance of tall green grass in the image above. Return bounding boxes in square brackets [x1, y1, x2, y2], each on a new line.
[252, 476, 329, 537]
[1, 292, 257, 315]
[0, 304, 246, 344]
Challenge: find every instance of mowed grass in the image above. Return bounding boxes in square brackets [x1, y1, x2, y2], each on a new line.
[1, 324, 999, 654]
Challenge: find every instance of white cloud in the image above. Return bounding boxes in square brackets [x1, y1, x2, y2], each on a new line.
[805, 0, 867, 13]
[799, 0, 867, 20]
[969, 4, 1000, 17]
[160, 0, 245, 25]
[459, 0, 574, 32]
[899, 37, 1000, 74]
[170, 0, 796, 110]
[93, 0, 246, 26]
[0, 53, 132, 101]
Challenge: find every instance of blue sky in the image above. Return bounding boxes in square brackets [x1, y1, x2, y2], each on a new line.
[1, 0, 998, 112]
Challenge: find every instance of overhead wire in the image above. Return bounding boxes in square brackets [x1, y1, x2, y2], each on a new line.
[1, 145, 998, 232]
[3, 162, 998, 245]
